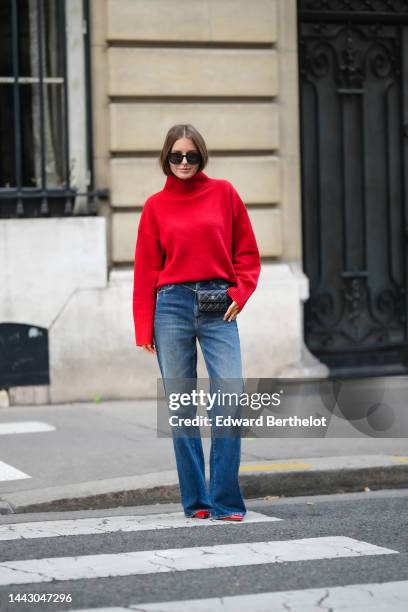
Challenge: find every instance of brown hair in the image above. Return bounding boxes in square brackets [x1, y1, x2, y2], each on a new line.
[159, 124, 209, 176]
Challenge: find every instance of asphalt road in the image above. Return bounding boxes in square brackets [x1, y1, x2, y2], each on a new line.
[0, 489, 407, 611]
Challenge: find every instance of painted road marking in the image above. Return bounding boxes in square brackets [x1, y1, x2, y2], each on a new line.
[0, 460, 30, 482]
[0, 421, 55, 435]
[0, 537, 397, 586]
[393, 456, 408, 463]
[69, 579, 408, 611]
[240, 462, 312, 472]
[0, 510, 280, 541]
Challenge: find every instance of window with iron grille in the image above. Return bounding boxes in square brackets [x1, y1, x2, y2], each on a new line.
[0, 0, 104, 218]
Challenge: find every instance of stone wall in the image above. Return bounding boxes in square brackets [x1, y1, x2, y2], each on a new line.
[1, 1, 327, 406]
[91, 0, 302, 265]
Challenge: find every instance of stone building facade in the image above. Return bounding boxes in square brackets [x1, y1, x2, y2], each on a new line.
[1, 0, 326, 405]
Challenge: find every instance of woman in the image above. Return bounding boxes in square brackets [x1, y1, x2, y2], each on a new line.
[133, 124, 261, 521]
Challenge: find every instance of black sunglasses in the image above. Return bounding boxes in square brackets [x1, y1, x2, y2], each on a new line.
[168, 151, 201, 165]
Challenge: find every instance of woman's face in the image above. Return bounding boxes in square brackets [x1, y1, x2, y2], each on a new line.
[169, 137, 200, 180]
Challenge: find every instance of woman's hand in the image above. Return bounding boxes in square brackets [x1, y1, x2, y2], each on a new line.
[224, 300, 240, 322]
[141, 344, 156, 354]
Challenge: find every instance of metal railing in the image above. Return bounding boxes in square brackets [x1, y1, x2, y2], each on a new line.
[0, 0, 108, 218]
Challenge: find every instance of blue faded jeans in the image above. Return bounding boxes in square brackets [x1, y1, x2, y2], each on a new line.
[153, 279, 246, 519]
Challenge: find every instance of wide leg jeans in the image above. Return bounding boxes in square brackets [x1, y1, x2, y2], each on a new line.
[153, 279, 246, 519]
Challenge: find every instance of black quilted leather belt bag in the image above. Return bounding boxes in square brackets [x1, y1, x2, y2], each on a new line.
[197, 288, 232, 313]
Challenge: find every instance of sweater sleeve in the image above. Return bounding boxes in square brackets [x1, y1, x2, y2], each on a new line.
[226, 184, 261, 311]
[132, 201, 164, 346]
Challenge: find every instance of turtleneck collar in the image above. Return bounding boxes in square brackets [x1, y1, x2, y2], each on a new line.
[163, 170, 210, 194]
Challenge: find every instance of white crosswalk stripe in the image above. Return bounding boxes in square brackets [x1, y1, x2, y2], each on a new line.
[67, 580, 408, 611]
[0, 421, 55, 435]
[0, 460, 30, 482]
[0, 510, 280, 540]
[1, 509, 403, 611]
[0, 536, 397, 586]
[0, 420, 55, 482]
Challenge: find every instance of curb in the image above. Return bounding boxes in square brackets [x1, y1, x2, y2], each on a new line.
[1, 463, 407, 515]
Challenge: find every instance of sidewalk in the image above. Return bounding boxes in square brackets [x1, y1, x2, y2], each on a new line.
[0, 391, 407, 514]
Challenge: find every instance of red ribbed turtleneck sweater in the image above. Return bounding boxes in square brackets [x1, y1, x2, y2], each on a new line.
[132, 170, 261, 346]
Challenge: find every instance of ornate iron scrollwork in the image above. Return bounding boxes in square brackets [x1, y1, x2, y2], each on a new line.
[300, 23, 399, 86]
[300, 0, 408, 13]
[300, 10, 406, 359]
[339, 31, 364, 87]
[307, 276, 404, 349]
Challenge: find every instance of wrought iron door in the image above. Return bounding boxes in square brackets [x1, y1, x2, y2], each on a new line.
[298, 0, 408, 375]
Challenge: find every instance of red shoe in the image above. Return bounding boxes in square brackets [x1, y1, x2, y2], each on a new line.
[219, 513, 244, 521]
[192, 510, 210, 519]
